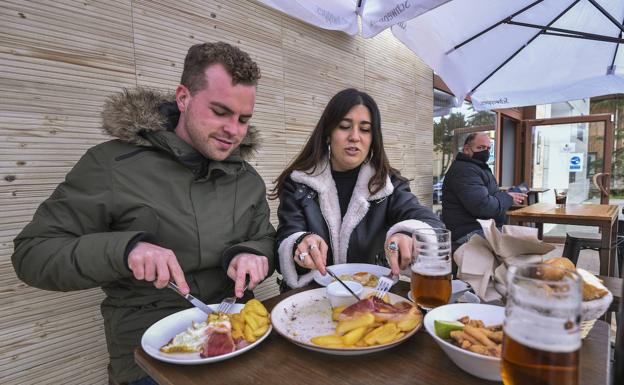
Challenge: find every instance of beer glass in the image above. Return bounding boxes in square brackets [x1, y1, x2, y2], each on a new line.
[410, 228, 452, 310]
[502, 263, 582, 385]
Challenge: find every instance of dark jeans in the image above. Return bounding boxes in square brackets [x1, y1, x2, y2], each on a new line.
[127, 377, 159, 385]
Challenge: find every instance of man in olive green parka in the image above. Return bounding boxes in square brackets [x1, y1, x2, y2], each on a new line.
[12, 42, 275, 385]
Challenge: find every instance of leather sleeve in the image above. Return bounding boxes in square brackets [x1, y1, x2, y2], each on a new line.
[276, 177, 309, 246]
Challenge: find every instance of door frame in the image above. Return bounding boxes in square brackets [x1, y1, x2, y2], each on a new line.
[495, 110, 523, 186]
[522, 114, 614, 204]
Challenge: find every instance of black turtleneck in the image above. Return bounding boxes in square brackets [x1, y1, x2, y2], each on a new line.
[331, 166, 361, 218]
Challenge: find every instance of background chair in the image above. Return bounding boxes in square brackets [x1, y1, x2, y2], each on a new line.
[562, 232, 602, 266]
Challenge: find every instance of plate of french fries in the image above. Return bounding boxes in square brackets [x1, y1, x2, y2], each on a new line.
[141, 301, 272, 365]
[270, 288, 422, 355]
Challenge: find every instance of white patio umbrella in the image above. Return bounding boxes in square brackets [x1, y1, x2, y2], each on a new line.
[256, 0, 449, 38]
[257, 0, 624, 110]
[392, 0, 624, 110]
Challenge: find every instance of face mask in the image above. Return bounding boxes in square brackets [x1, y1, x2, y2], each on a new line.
[472, 149, 490, 163]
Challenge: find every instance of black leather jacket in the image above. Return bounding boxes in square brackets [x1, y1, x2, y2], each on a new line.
[276, 172, 443, 285]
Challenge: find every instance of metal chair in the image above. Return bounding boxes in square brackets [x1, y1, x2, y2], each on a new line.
[563, 231, 622, 278]
[562, 231, 602, 265]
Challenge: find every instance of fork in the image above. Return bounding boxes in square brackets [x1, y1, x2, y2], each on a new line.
[217, 285, 248, 314]
[374, 275, 394, 300]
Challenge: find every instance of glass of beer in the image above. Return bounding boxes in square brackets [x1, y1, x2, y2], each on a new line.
[502, 263, 582, 385]
[410, 228, 452, 310]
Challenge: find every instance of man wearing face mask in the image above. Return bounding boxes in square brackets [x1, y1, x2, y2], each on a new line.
[441, 132, 526, 245]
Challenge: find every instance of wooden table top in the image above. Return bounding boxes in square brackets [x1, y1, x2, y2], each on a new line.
[135, 282, 611, 385]
[507, 202, 619, 221]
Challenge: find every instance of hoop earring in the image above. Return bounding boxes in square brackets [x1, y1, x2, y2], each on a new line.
[364, 150, 373, 164]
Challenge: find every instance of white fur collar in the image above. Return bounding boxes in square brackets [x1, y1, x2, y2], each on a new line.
[290, 160, 393, 264]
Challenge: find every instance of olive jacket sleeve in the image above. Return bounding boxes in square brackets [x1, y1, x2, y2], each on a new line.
[12, 148, 140, 291]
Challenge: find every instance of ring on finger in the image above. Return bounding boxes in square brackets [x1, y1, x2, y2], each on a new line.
[309, 244, 317, 251]
[387, 241, 399, 252]
[298, 251, 309, 261]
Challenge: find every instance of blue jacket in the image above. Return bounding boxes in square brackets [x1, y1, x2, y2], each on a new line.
[441, 153, 513, 241]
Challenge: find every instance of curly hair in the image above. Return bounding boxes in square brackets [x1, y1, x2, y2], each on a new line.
[181, 42, 261, 93]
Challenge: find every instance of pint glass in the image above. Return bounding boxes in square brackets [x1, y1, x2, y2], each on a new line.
[502, 263, 582, 385]
[410, 228, 452, 310]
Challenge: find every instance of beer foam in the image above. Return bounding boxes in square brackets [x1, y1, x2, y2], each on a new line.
[504, 305, 581, 353]
[411, 261, 450, 276]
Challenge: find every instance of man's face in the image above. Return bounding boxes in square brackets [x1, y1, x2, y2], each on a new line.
[463, 134, 491, 157]
[175, 64, 256, 161]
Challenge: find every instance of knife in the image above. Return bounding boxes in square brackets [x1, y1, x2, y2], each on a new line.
[167, 282, 214, 315]
[325, 268, 361, 301]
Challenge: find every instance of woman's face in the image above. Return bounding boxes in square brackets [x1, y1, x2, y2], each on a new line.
[329, 104, 372, 172]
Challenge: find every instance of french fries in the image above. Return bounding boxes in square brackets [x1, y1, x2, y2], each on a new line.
[335, 313, 375, 335]
[311, 297, 422, 349]
[332, 306, 346, 321]
[311, 335, 344, 348]
[448, 316, 502, 358]
[231, 299, 271, 343]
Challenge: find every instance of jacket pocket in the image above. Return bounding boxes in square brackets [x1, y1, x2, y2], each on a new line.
[113, 204, 160, 236]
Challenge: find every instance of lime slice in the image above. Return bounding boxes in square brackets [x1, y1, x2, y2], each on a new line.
[434, 320, 465, 339]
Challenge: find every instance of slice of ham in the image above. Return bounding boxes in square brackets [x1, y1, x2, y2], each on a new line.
[200, 320, 235, 358]
[339, 297, 415, 322]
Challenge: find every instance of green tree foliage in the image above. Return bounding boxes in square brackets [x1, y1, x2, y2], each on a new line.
[590, 97, 624, 186]
[433, 106, 495, 175]
[467, 109, 496, 126]
[434, 112, 466, 173]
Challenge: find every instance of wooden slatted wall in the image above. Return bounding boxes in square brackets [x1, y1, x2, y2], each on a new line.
[0, 1, 433, 383]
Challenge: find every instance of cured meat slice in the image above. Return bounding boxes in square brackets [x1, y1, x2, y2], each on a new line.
[201, 329, 235, 358]
[339, 297, 413, 322]
[200, 316, 235, 358]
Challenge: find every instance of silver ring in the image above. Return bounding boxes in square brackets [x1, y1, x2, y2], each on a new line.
[298, 251, 309, 261]
[309, 244, 317, 251]
[387, 241, 398, 252]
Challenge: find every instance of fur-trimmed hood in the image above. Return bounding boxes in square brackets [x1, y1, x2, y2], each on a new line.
[101, 87, 260, 160]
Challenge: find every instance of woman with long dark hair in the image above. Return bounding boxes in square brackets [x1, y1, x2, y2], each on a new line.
[271, 88, 443, 289]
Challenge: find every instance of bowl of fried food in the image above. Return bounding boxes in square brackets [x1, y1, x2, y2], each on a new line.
[424, 303, 504, 381]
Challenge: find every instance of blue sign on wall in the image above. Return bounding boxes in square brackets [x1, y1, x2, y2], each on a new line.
[569, 153, 583, 172]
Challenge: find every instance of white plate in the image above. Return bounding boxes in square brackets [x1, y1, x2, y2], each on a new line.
[407, 279, 477, 304]
[313, 263, 392, 286]
[141, 304, 272, 365]
[270, 287, 421, 355]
